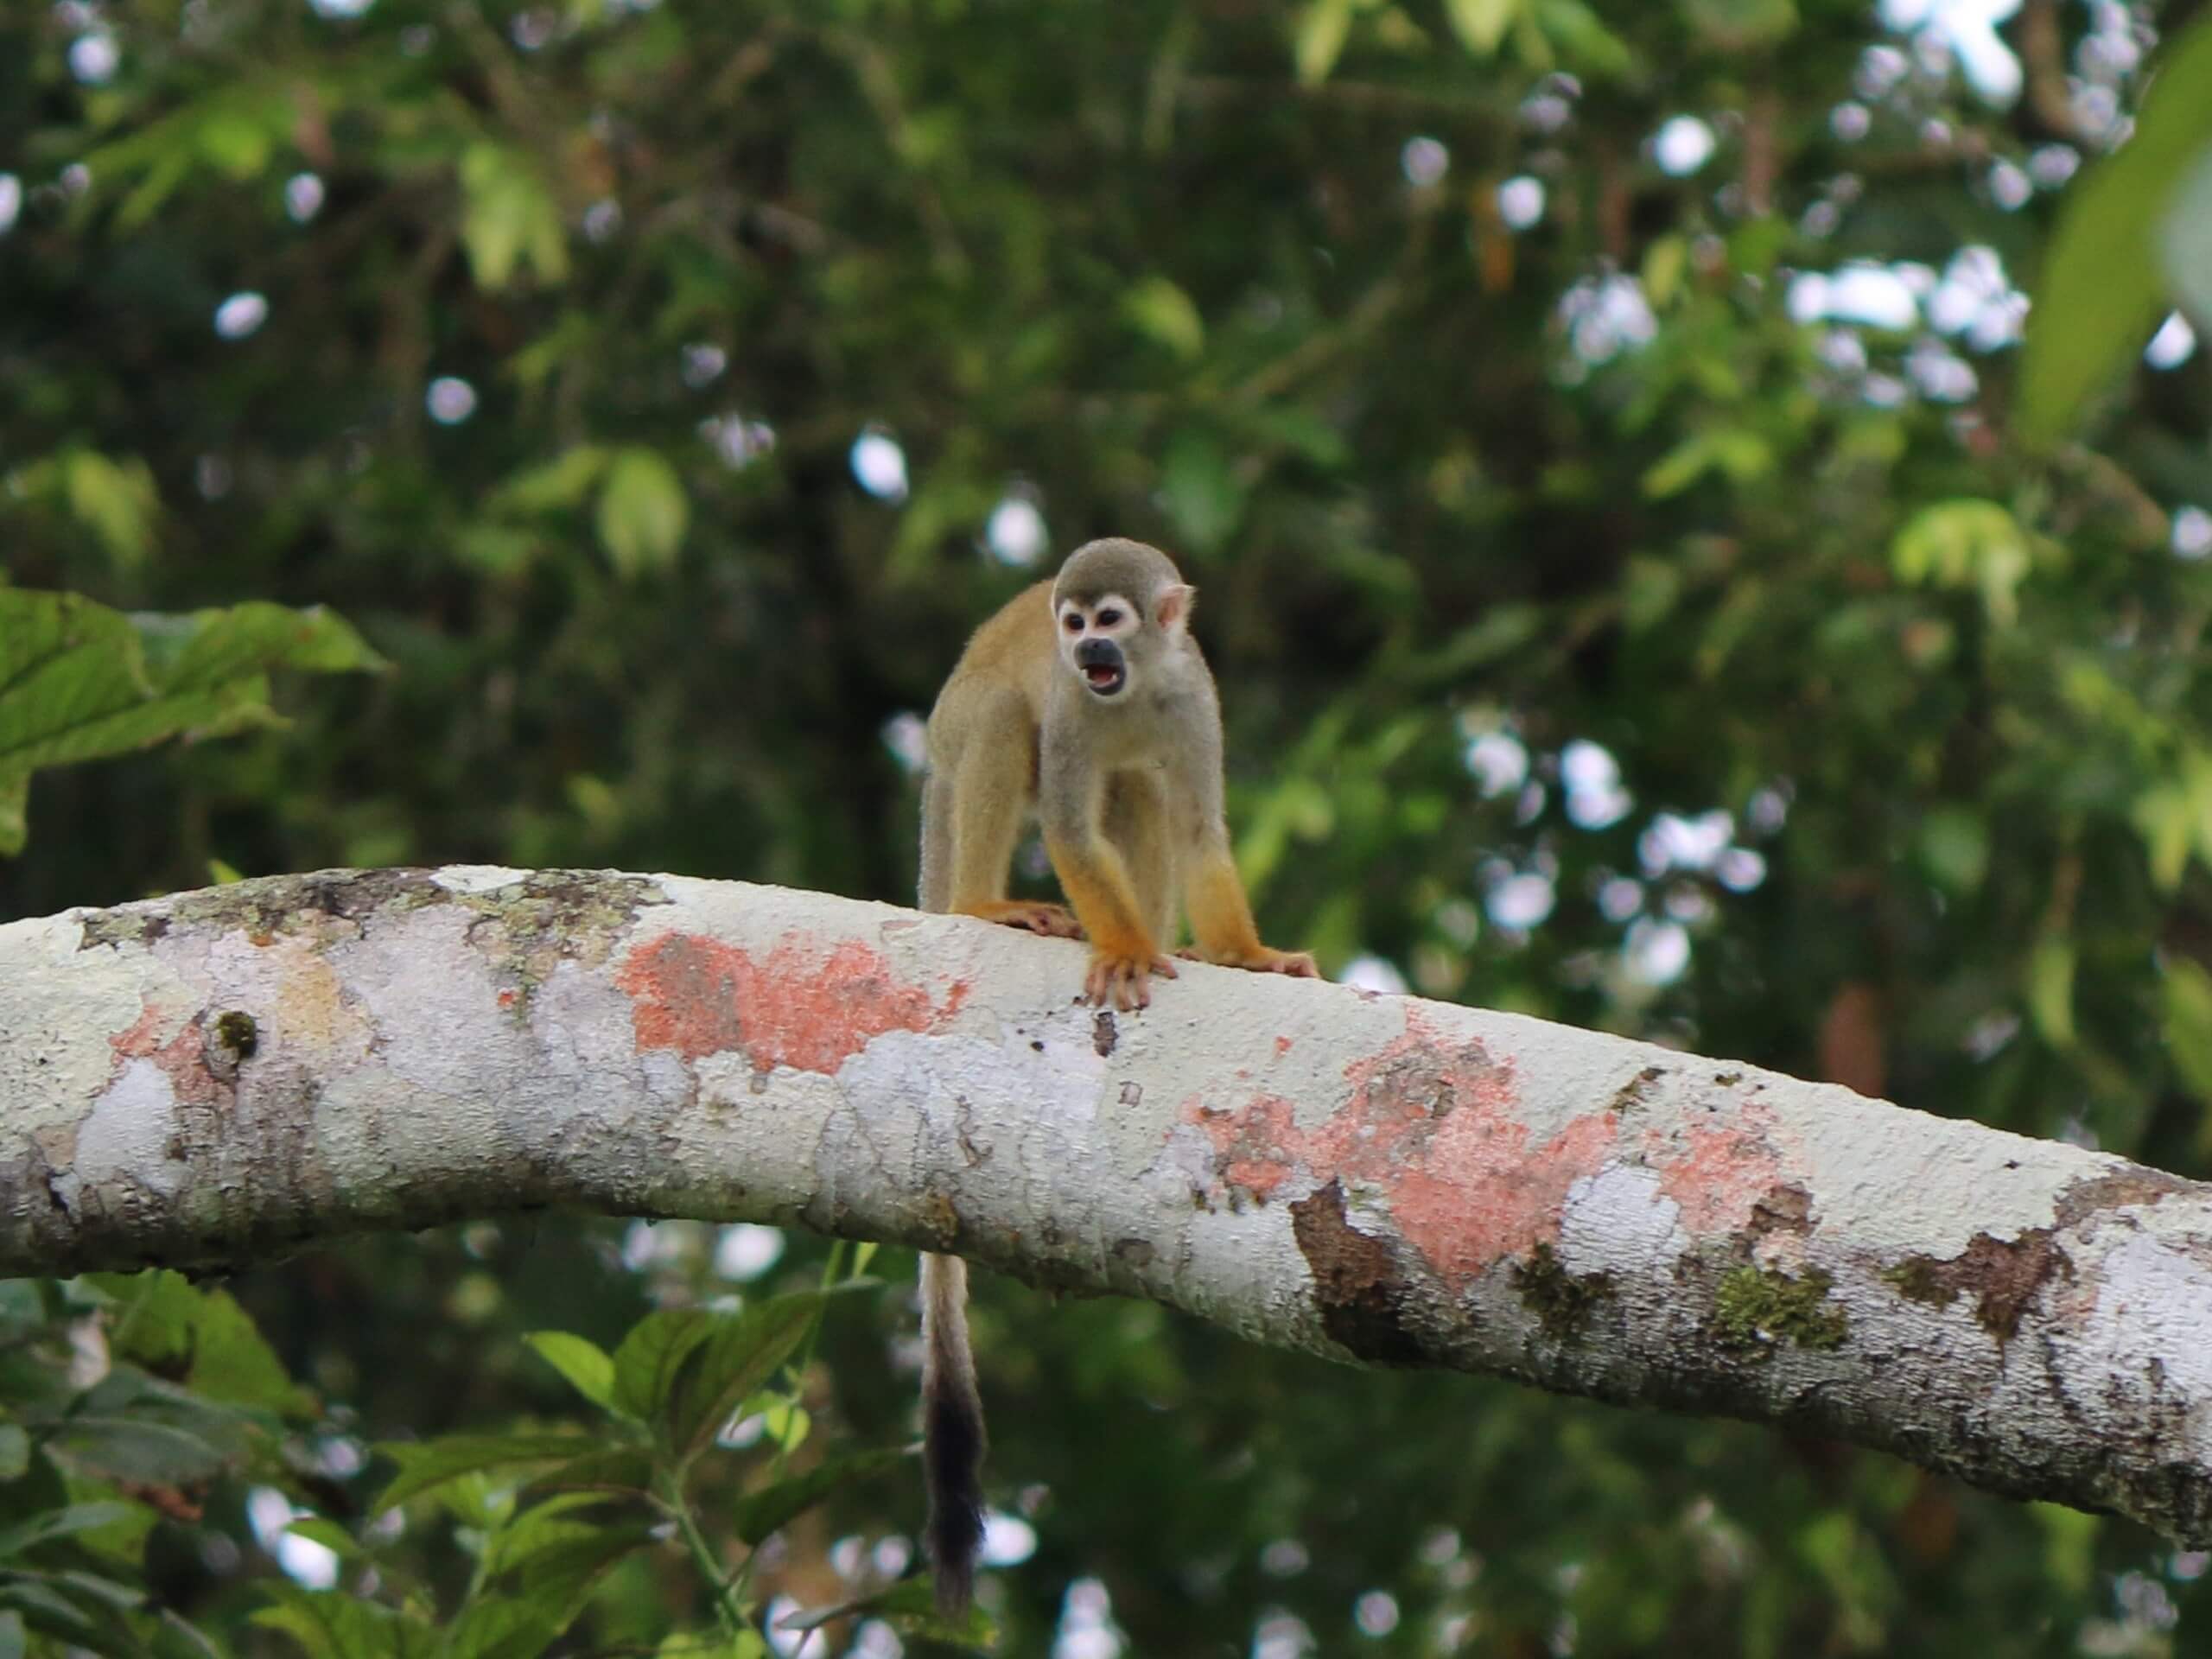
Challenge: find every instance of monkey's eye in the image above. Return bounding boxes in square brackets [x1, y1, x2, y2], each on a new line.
[1095, 607, 1122, 628]
[1062, 611, 1083, 632]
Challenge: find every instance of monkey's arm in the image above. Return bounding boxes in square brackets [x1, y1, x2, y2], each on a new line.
[1040, 749, 1177, 1009]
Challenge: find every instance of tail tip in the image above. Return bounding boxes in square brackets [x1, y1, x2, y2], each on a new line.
[927, 1498, 984, 1619]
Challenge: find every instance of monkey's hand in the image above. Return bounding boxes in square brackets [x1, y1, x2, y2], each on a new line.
[1084, 948, 1179, 1011]
[1177, 945, 1320, 980]
[961, 900, 1086, 939]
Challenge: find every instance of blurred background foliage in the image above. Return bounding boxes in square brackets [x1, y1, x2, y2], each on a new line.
[7, 0, 2212, 1651]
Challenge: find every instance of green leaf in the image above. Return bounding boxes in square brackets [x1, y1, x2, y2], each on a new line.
[1642, 429, 1774, 499]
[459, 144, 570, 291]
[594, 448, 690, 579]
[0, 779, 24, 858]
[1121, 276, 1205, 359]
[43, 1367, 257, 1486]
[1916, 807, 1988, 897]
[2157, 142, 2212, 331]
[0, 1504, 135, 1562]
[1400, 603, 1544, 685]
[1444, 0, 1519, 54]
[0, 1427, 28, 1482]
[519, 1447, 656, 1499]
[656, 1635, 767, 1659]
[89, 1270, 302, 1414]
[440, 1598, 563, 1659]
[1159, 428, 1245, 554]
[2135, 782, 2196, 892]
[665, 1294, 824, 1459]
[62, 452, 159, 570]
[1532, 0, 1632, 76]
[0, 1581, 104, 1650]
[733, 1446, 912, 1546]
[2026, 937, 2076, 1049]
[1891, 499, 2034, 626]
[1681, 0, 1797, 49]
[609, 1310, 716, 1424]
[2018, 15, 2212, 442]
[2163, 958, 2212, 1107]
[0, 590, 385, 854]
[46, 1571, 146, 1615]
[186, 1285, 307, 1411]
[114, 149, 195, 234]
[778, 1578, 995, 1650]
[371, 1435, 599, 1512]
[253, 1585, 434, 1659]
[2032, 1502, 2101, 1599]
[195, 109, 274, 179]
[523, 1332, 618, 1412]
[490, 448, 610, 517]
[499, 1523, 656, 1613]
[477, 1496, 605, 1575]
[0, 1609, 22, 1659]
[1294, 0, 1356, 85]
[49, 1416, 238, 1485]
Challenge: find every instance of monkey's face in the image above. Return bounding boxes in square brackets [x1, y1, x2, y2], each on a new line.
[1054, 592, 1141, 700]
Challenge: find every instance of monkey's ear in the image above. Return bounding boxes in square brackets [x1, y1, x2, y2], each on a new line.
[1154, 583, 1196, 635]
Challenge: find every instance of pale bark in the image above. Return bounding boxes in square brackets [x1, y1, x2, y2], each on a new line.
[3, 867, 2211, 1541]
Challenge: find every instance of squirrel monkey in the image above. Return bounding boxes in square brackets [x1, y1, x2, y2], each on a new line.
[912, 537, 1317, 1611]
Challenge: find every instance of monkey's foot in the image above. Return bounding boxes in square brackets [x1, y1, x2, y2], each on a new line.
[1177, 946, 1320, 980]
[1084, 950, 1179, 1011]
[963, 900, 1085, 939]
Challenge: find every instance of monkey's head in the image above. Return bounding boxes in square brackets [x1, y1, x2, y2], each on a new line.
[1049, 539, 1193, 702]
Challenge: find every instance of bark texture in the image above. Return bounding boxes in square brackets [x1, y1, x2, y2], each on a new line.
[3, 867, 2211, 1541]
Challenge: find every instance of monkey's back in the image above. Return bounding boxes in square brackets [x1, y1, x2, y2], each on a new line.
[924, 582, 1053, 759]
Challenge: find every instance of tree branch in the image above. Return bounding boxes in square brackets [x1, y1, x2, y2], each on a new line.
[4, 868, 2211, 1542]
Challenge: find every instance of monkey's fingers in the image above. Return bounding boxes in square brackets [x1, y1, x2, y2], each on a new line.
[1084, 951, 1179, 1010]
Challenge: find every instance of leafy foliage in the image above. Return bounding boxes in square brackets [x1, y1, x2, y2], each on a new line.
[0, 591, 382, 854]
[8, 0, 2212, 1654]
[2018, 13, 2212, 441]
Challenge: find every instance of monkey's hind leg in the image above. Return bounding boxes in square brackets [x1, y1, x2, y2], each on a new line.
[1180, 842, 1319, 980]
[963, 898, 1084, 938]
[937, 702, 1082, 938]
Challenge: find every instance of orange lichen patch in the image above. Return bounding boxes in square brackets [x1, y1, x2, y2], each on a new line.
[615, 930, 944, 1075]
[1188, 1093, 1302, 1200]
[1382, 1108, 1616, 1287]
[111, 1004, 167, 1062]
[110, 1003, 224, 1106]
[1274, 1036, 1294, 1057]
[1648, 1104, 1789, 1236]
[1185, 1009, 1618, 1289]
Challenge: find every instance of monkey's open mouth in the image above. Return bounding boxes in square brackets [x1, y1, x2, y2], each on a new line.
[1084, 664, 1126, 696]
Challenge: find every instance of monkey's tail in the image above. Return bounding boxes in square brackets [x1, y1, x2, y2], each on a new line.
[920, 1249, 986, 1617]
